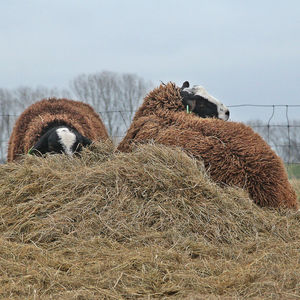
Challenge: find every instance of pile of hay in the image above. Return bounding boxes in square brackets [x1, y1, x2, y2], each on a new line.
[0, 141, 299, 299]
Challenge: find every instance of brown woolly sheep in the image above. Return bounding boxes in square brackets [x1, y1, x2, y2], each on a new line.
[118, 82, 298, 209]
[8, 98, 109, 162]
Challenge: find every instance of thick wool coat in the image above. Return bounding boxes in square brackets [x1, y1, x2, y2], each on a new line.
[8, 98, 109, 162]
[118, 83, 298, 209]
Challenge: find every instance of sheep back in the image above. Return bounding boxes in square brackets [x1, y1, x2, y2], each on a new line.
[7, 98, 109, 162]
[118, 83, 298, 209]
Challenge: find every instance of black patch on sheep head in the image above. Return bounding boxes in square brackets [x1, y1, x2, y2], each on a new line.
[29, 125, 91, 156]
[180, 81, 230, 120]
[180, 81, 196, 112]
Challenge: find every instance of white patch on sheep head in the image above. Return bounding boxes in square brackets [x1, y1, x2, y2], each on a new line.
[56, 127, 76, 155]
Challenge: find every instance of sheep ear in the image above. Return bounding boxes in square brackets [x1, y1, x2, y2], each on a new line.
[181, 81, 190, 90]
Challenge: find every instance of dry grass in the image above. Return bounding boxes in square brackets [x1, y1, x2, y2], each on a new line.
[290, 178, 300, 199]
[0, 141, 299, 299]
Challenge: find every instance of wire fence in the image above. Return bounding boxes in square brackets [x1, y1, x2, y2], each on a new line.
[1, 104, 300, 165]
[227, 104, 300, 165]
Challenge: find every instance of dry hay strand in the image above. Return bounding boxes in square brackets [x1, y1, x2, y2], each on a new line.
[0, 141, 299, 299]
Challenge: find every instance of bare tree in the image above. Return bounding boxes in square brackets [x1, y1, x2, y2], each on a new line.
[70, 71, 152, 141]
[0, 71, 151, 163]
[12, 86, 72, 111]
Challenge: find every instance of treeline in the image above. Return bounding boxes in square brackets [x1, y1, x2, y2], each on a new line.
[0, 71, 152, 163]
[1, 72, 299, 164]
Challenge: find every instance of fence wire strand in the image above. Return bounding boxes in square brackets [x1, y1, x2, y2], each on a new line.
[0, 104, 300, 164]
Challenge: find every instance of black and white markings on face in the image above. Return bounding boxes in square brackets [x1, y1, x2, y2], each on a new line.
[55, 127, 77, 155]
[30, 125, 92, 156]
[181, 84, 230, 121]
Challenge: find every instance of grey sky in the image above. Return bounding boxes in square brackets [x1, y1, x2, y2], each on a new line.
[1, 0, 299, 121]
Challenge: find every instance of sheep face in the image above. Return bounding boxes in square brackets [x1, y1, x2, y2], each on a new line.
[180, 81, 229, 121]
[30, 126, 91, 156]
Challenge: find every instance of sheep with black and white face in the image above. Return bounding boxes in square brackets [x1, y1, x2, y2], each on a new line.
[118, 81, 298, 209]
[7, 97, 109, 162]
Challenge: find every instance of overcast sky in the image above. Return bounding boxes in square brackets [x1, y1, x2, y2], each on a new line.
[1, 0, 299, 121]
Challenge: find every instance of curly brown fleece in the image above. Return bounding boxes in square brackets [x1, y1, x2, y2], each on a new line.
[8, 98, 109, 162]
[118, 83, 298, 209]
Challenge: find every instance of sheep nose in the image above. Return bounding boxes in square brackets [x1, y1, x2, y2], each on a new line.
[224, 110, 230, 120]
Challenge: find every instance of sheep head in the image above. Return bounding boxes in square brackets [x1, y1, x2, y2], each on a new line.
[180, 81, 230, 121]
[29, 126, 91, 156]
